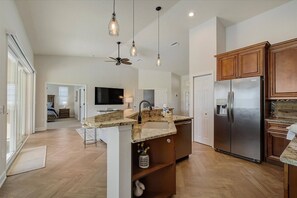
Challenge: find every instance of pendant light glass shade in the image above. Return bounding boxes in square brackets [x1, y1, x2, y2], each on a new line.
[108, 13, 119, 36]
[108, 0, 119, 36]
[156, 54, 161, 67]
[130, 41, 137, 56]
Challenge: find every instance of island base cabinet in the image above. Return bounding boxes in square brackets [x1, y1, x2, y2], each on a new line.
[137, 165, 176, 198]
[284, 164, 297, 198]
[132, 135, 176, 197]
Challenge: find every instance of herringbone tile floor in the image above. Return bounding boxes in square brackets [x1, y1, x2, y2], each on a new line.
[0, 127, 283, 198]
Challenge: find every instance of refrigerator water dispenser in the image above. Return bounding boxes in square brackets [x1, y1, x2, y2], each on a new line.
[216, 99, 227, 115]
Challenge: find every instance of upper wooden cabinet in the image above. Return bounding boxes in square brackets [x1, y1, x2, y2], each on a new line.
[217, 54, 237, 80]
[216, 42, 270, 81]
[268, 38, 297, 99]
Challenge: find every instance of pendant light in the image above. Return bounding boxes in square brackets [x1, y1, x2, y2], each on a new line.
[156, 6, 162, 67]
[108, 0, 119, 36]
[130, 0, 137, 56]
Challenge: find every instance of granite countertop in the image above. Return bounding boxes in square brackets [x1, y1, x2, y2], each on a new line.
[84, 117, 137, 128]
[84, 109, 189, 143]
[131, 116, 177, 143]
[173, 115, 193, 122]
[265, 117, 297, 125]
[280, 137, 297, 166]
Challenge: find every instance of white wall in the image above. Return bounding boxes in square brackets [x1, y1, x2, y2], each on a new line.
[34, 55, 138, 131]
[0, 0, 33, 187]
[226, 0, 297, 50]
[138, 69, 172, 90]
[189, 17, 225, 147]
[171, 73, 181, 114]
[180, 75, 189, 116]
[138, 69, 181, 114]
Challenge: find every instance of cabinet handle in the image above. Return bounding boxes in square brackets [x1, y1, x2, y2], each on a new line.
[167, 139, 171, 143]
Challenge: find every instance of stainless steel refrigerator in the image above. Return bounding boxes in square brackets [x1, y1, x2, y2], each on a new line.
[214, 76, 263, 162]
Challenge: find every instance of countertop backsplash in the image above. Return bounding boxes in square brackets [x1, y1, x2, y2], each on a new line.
[271, 100, 297, 119]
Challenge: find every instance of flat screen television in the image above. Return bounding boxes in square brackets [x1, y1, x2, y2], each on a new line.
[95, 87, 124, 105]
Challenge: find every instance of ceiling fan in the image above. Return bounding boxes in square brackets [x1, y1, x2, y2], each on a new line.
[106, 42, 132, 66]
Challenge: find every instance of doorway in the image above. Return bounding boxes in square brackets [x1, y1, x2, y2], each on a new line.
[45, 83, 86, 130]
[193, 73, 214, 147]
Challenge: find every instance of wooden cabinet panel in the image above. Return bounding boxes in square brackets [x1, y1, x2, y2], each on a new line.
[239, 48, 264, 78]
[284, 164, 297, 198]
[132, 135, 176, 197]
[175, 120, 192, 160]
[265, 121, 290, 166]
[216, 42, 269, 81]
[217, 55, 237, 80]
[269, 38, 297, 99]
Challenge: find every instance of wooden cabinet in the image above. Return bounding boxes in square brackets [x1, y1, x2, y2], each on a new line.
[216, 42, 269, 81]
[132, 135, 176, 197]
[284, 164, 297, 198]
[175, 120, 192, 161]
[59, 108, 70, 118]
[217, 54, 237, 80]
[265, 121, 291, 166]
[268, 38, 297, 99]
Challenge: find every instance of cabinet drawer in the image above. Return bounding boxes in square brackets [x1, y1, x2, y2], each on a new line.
[266, 122, 290, 133]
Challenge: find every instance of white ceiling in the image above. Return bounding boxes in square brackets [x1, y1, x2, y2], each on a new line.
[16, 0, 291, 75]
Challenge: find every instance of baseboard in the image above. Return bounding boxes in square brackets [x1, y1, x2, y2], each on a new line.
[0, 171, 6, 188]
[35, 127, 46, 132]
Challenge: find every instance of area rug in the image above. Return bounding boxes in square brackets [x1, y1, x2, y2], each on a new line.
[7, 145, 47, 176]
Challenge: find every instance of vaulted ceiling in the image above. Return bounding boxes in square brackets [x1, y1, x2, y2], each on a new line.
[16, 0, 291, 75]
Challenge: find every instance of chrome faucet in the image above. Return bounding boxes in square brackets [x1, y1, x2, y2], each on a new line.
[138, 100, 153, 124]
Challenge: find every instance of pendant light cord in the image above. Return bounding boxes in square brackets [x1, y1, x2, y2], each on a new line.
[158, 9, 160, 55]
[132, 0, 135, 42]
[113, 0, 115, 15]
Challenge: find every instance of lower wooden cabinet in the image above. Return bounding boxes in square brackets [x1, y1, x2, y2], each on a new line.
[132, 135, 176, 197]
[266, 121, 291, 166]
[284, 164, 297, 198]
[175, 120, 192, 160]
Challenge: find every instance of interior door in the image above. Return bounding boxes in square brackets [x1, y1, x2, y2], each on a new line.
[193, 74, 214, 146]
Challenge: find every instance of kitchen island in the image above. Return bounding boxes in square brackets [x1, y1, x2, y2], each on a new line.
[83, 109, 192, 197]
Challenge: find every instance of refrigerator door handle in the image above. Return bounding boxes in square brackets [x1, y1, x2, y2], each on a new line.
[227, 92, 231, 122]
[231, 91, 234, 123]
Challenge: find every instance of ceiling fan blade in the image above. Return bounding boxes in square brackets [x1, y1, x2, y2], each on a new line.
[122, 61, 132, 65]
[121, 58, 130, 62]
[109, 57, 117, 61]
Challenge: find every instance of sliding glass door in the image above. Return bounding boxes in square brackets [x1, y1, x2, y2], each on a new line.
[6, 49, 29, 161]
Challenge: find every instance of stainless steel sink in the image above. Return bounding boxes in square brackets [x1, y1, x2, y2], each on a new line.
[142, 121, 169, 129]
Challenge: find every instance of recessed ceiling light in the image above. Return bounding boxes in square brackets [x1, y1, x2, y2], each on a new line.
[188, 12, 195, 17]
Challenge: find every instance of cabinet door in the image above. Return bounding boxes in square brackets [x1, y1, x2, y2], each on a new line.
[217, 55, 237, 80]
[238, 48, 264, 78]
[269, 39, 297, 99]
[266, 131, 290, 166]
[265, 121, 291, 166]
